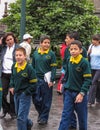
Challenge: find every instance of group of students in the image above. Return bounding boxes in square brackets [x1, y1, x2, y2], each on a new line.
[0, 31, 100, 130]
[0, 32, 57, 130]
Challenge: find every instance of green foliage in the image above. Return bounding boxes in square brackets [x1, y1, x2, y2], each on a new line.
[0, 0, 100, 46]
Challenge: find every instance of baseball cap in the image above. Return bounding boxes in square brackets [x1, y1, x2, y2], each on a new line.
[23, 34, 33, 40]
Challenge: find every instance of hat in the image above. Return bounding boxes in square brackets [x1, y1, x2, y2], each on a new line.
[23, 34, 33, 40]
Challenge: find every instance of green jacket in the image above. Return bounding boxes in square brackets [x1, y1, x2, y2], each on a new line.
[63, 46, 87, 70]
[32, 50, 57, 82]
[64, 57, 92, 94]
[10, 63, 37, 95]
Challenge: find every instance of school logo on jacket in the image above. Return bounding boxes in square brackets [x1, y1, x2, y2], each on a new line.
[21, 73, 28, 77]
[46, 55, 51, 59]
[76, 67, 82, 72]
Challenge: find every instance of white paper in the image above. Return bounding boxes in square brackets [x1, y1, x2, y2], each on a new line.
[44, 71, 51, 83]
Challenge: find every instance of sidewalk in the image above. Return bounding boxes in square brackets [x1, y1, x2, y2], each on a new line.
[1, 83, 100, 130]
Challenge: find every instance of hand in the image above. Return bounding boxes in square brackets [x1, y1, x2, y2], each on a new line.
[75, 93, 84, 103]
[48, 82, 53, 88]
[9, 88, 14, 95]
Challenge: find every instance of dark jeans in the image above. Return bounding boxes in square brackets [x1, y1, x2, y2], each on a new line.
[32, 79, 53, 121]
[1, 73, 15, 115]
[88, 70, 100, 104]
[14, 93, 32, 130]
[59, 90, 88, 130]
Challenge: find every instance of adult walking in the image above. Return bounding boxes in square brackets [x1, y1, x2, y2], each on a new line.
[20, 33, 33, 61]
[0, 32, 19, 119]
[88, 34, 100, 106]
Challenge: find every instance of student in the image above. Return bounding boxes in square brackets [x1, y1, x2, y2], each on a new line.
[20, 33, 33, 61]
[32, 35, 57, 125]
[62, 31, 87, 129]
[58, 40, 92, 130]
[63, 31, 87, 70]
[9, 47, 37, 130]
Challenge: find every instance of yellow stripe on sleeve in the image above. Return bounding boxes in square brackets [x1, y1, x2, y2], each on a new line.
[0, 88, 2, 91]
[50, 63, 57, 66]
[83, 74, 92, 77]
[29, 79, 38, 83]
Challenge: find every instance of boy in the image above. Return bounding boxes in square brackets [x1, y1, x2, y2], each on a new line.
[32, 35, 57, 125]
[63, 31, 87, 70]
[58, 40, 92, 130]
[9, 47, 37, 130]
[62, 31, 87, 129]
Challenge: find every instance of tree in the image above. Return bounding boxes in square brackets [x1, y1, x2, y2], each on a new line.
[0, 0, 100, 46]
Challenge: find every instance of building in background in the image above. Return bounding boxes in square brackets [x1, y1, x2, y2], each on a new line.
[93, 0, 100, 17]
[0, 0, 16, 19]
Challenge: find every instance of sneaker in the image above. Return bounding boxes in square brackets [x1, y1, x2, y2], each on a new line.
[37, 116, 41, 122]
[88, 103, 95, 107]
[10, 114, 17, 119]
[0, 112, 7, 119]
[69, 126, 76, 130]
[27, 122, 33, 130]
[38, 119, 47, 125]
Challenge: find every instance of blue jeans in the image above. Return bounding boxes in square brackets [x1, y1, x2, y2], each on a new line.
[32, 79, 53, 121]
[58, 90, 88, 130]
[14, 92, 33, 130]
[88, 69, 100, 104]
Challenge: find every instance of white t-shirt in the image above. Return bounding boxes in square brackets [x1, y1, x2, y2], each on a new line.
[20, 41, 31, 61]
[88, 44, 100, 69]
[2, 44, 15, 74]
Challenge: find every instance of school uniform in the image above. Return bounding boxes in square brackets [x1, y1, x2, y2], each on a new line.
[63, 46, 87, 70]
[10, 62, 37, 130]
[59, 55, 92, 130]
[32, 48, 57, 123]
[62, 46, 87, 128]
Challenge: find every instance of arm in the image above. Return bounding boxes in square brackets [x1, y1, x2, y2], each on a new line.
[81, 61, 92, 94]
[50, 52, 57, 83]
[24, 65, 38, 95]
[82, 46, 87, 58]
[63, 48, 70, 71]
[75, 59, 92, 103]
[9, 65, 15, 95]
[32, 52, 36, 68]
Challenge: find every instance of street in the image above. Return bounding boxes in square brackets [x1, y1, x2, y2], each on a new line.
[1, 82, 100, 130]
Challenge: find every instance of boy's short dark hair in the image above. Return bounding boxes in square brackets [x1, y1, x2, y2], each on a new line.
[40, 34, 50, 43]
[66, 31, 79, 40]
[92, 34, 100, 41]
[70, 40, 82, 49]
[15, 47, 26, 55]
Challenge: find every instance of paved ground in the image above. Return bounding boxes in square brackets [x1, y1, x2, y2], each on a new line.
[1, 82, 100, 130]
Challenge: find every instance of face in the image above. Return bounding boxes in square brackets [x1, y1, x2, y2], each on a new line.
[65, 36, 74, 46]
[6, 35, 15, 47]
[40, 39, 50, 51]
[27, 38, 32, 44]
[15, 50, 26, 65]
[92, 40, 100, 46]
[70, 44, 82, 57]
